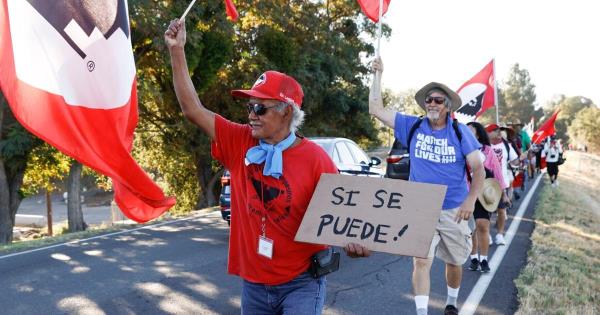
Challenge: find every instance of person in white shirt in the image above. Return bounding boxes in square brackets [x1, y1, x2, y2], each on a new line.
[542, 137, 563, 187]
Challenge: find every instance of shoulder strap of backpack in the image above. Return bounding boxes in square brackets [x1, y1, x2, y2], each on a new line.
[502, 138, 516, 177]
[452, 119, 472, 183]
[502, 138, 510, 163]
[407, 116, 424, 155]
[452, 119, 462, 142]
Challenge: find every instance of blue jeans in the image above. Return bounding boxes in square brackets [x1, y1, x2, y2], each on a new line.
[241, 272, 326, 315]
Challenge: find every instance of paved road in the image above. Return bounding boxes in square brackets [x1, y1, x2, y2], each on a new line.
[0, 175, 543, 315]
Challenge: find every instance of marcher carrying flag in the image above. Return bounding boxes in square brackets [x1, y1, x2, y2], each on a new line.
[0, 0, 175, 222]
[455, 59, 497, 124]
[532, 109, 561, 144]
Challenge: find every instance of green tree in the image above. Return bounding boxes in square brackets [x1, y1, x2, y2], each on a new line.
[23, 145, 111, 234]
[0, 93, 41, 243]
[544, 95, 593, 143]
[21, 144, 71, 235]
[499, 64, 541, 125]
[567, 106, 600, 152]
[21, 144, 70, 197]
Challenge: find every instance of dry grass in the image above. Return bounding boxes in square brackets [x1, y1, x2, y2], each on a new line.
[515, 151, 600, 315]
[0, 224, 128, 254]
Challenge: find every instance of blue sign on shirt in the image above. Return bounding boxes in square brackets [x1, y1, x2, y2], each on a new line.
[394, 113, 481, 210]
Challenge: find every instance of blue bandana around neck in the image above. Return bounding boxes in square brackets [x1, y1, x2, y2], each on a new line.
[245, 132, 297, 179]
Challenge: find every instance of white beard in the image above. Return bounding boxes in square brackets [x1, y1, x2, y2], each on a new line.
[427, 111, 440, 122]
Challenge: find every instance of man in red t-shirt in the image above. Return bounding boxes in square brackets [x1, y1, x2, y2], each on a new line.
[165, 19, 366, 314]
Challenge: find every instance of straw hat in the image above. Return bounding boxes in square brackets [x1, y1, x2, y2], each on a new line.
[478, 178, 502, 212]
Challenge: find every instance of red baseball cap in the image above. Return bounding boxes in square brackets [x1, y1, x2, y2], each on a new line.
[231, 71, 304, 107]
[485, 123, 500, 132]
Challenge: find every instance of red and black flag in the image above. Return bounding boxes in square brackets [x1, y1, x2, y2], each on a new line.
[455, 60, 496, 124]
[0, 0, 175, 222]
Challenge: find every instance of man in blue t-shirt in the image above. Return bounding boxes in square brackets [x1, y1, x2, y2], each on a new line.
[366, 57, 485, 315]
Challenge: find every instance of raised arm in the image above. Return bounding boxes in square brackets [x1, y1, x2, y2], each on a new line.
[165, 19, 216, 139]
[368, 57, 396, 129]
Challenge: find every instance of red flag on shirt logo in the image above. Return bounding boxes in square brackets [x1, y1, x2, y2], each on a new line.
[357, 0, 391, 22]
[224, 0, 239, 22]
[454, 60, 496, 124]
[531, 110, 560, 144]
[0, 0, 175, 222]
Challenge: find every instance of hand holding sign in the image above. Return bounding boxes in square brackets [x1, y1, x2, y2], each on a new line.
[344, 243, 372, 258]
[295, 174, 446, 258]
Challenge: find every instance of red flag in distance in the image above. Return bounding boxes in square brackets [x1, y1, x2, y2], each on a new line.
[531, 110, 561, 144]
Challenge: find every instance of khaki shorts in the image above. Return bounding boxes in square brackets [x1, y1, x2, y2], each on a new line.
[426, 207, 472, 265]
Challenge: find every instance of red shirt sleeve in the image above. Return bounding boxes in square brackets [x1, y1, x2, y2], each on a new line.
[211, 115, 256, 169]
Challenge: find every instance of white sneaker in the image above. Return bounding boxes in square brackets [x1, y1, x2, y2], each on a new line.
[489, 234, 493, 245]
[495, 234, 506, 245]
[551, 182, 556, 188]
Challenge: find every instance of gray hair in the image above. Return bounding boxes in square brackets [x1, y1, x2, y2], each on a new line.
[273, 102, 305, 133]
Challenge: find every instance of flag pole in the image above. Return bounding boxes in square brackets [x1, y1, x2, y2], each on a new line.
[493, 58, 499, 124]
[376, 0, 383, 57]
[180, 0, 197, 20]
[373, 0, 384, 106]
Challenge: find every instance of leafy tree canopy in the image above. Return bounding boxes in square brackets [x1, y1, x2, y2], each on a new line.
[543, 95, 594, 142]
[568, 106, 600, 152]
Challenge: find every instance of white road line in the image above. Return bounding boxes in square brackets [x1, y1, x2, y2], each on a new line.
[459, 173, 544, 315]
[0, 211, 218, 260]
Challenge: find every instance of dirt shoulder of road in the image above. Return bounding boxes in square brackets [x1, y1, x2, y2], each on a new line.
[515, 151, 600, 315]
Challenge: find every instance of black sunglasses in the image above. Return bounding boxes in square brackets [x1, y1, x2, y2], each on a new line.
[425, 96, 447, 105]
[246, 102, 280, 116]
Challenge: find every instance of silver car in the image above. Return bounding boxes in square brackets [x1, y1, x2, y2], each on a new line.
[310, 137, 385, 178]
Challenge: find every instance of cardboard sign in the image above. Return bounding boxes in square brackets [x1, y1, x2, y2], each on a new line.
[295, 174, 446, 258]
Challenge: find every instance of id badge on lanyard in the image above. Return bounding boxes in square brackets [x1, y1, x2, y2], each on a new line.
[257, 217, 273, 259]
[258, 235, 273, 259]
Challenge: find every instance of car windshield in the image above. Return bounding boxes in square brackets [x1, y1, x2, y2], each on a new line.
[310, 139, 332, 152]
